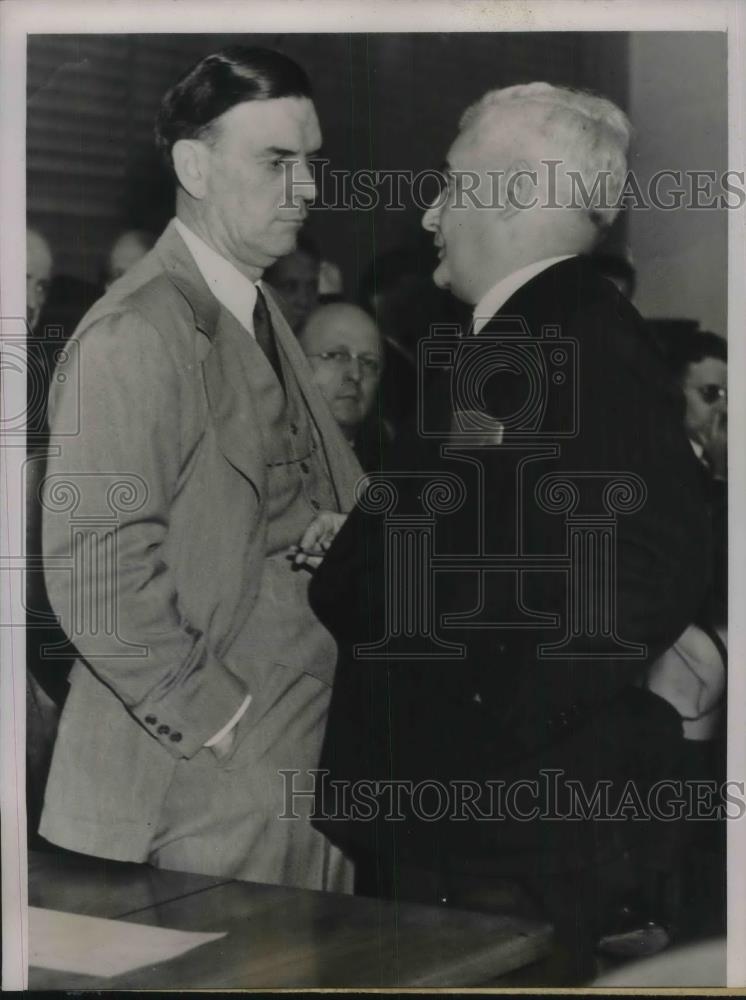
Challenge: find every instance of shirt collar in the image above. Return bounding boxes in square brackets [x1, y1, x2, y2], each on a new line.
[690, 438, 706, 462]
[174, 217, 260, 337]
[472, 255, 575, 335]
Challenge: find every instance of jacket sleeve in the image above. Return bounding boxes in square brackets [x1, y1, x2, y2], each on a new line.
[42, 310, 250, 759]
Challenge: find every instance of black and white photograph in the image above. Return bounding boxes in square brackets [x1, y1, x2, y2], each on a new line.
[1, 0, 745, 991]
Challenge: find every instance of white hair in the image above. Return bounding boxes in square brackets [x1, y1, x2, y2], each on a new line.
[459, 83, 632, 228]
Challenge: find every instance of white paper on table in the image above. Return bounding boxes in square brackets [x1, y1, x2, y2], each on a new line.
[29, 906, 226, 978]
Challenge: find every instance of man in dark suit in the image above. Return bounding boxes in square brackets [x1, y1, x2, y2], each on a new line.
[309, 83, 710, 980]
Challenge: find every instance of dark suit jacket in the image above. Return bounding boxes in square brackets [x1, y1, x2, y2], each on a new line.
[310, 256, 710, 876]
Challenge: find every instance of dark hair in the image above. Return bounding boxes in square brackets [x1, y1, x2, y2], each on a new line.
[155, 46, 312, 171]
[661, 329, 727, 381]
[292, 230, 322, 263]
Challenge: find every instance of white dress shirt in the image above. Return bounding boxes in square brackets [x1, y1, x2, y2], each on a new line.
[174, 216, 261, 337]
[174, 217, 255, 747]
[472, 255, 575, 335]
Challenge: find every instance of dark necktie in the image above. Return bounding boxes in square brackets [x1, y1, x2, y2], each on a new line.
[252, 286, 284, 385]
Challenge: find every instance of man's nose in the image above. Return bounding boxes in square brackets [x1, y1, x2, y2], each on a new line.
[421, 195, 442, 233]
[292, 158, 317, 204]
[345, 358, 362, 382]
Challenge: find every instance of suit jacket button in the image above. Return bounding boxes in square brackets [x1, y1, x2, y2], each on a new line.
[169, 731, 182, 743]
[290, 422, 299, 435]
[157, 724, 170, 735]
[300, 461, 310, 473]
[145, 715, 157, 725]
[310, 499, 320, 510]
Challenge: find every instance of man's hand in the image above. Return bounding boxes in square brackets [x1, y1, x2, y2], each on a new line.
[291, 511, 347, 569]
[209, 725, 237, 761]
[449, 409, 504, 447]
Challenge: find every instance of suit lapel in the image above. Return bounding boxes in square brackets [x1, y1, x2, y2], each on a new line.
[202, 310, 268, 500]
[155, 223, 362, 508]
[156, 222, 267, 498]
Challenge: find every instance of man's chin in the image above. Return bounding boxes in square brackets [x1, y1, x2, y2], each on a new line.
[432, 261, 451, 291]
[275, 233, 300, 257]
[432, 262, 470, 303]
[332, 402, 362, 427]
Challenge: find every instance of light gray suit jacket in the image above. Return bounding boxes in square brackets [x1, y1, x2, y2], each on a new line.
[39, 221, 362, 860]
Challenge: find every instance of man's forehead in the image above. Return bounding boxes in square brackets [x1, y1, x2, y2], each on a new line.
[689, 357, 727, 380]
[27, 235, 53, 274]
[447, 107, 529, 168]
[306, 307, 380, 343]
[218, 96, 321, 150]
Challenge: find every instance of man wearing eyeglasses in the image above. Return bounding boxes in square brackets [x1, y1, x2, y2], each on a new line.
[298, 302, 385, 458]
[674, 331, 728, 482]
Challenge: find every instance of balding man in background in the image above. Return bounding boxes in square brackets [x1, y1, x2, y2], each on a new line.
[104, 229, 156, 288]
[297, 302, 386, 468]
[265, 238, 321, 331]
[27, 227, 53, 333]
[310, 84, 709, 981]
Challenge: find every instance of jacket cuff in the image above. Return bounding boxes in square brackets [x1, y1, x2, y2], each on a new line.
[135, 663, 250, 760]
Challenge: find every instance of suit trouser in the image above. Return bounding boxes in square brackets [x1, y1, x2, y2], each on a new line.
[353, 688, 686, 982]
[149, 671, 354, 893]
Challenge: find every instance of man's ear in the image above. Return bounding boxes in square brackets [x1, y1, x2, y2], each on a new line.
[503, 158, 538, 220]
[172, 139, 210, 199]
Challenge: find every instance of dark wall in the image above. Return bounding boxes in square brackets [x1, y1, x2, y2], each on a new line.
[27, 32, 628, 295]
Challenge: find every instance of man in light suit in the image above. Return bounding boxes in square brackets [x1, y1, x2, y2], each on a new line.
[310, 84, 710, 978]
[39, 47, 362, 891]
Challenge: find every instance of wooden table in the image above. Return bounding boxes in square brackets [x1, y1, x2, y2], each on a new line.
[28, 850, 552, 989]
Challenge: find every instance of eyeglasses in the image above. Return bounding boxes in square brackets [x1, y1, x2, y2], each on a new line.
[685, 383, 727, 405]
[306, 349, 383, 377]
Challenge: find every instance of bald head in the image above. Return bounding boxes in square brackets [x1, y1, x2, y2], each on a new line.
[106, 230, 155, 286]
[265, 246, 320, 330]
[27, 228, 53, 331]
[299, 303, 383, 438]
[301, 302, 379, 347]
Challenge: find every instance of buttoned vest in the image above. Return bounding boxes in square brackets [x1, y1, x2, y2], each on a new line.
[225, 333, 341, 689]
